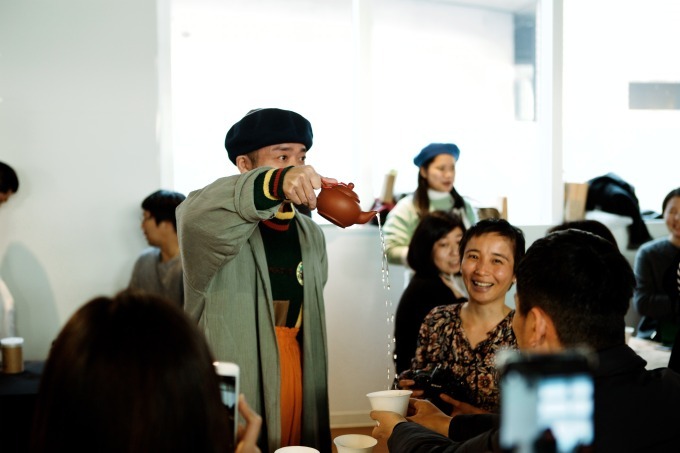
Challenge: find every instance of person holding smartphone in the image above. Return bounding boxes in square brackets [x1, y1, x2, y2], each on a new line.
[371, 229, 680, 452]
[30, 290, 262, 453]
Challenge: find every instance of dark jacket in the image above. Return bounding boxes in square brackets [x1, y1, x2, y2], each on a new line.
[388, 345, 680, 452]
[586, 173, 652, 248]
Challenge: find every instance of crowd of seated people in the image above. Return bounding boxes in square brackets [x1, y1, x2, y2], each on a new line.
[371, 229, 680, 452]
[10, 138, 680, 453]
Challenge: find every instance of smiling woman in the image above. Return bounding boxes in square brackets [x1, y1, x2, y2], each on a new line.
[399, 218, 525, 414]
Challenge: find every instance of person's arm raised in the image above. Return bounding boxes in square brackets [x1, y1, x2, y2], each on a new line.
[281, 165, 337, 210]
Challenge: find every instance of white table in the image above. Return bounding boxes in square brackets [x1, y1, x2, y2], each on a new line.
[628, 337, 671, 370]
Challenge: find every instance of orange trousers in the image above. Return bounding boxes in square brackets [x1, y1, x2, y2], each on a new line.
[275, 326, 302, 447]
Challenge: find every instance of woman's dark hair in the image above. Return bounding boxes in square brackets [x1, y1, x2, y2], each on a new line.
[459, 218, 526, 273]
[31, 290, 230, 453]
[413, 156, 465, 219]
[547, 219, 618, 248]
[407, 211, 466, 276]
[662, 188, 680, 213]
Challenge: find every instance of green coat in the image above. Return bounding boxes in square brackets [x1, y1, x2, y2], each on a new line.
[177, 167, 331, 453]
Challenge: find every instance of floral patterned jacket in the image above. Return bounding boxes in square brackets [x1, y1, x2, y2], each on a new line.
[411, 303, 517, 412]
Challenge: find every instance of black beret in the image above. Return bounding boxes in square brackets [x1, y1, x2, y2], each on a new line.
[224, 108, 313, 164]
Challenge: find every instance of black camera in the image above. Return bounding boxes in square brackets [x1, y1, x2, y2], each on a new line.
[402, 364, 471, 414]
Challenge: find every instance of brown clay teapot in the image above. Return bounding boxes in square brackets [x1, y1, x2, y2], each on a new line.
[316, 182, 377, 228]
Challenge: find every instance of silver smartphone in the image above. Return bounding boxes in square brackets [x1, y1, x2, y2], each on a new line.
[214, 361, 239, 450]
[498, 349, 595, 453]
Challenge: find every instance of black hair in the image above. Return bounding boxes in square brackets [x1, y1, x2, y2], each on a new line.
[516, 229, 635, 350]
[662, 188, 680, 213]
[141, 190, 186, 232]
[459, 218, 526, 273]
[407, 211, 466, 276]
[0, 162, 19, 193]
[31, 290, 231, 453]
[547, 219, 618, 248]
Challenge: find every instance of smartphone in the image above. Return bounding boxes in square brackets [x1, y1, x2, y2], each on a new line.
[214, 361, 239, 450]
[497, 349, 595, 453]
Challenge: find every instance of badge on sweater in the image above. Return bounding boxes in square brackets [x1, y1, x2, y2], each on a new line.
[296, 262, 304, 286]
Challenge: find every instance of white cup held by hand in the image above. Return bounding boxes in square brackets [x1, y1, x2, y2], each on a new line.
[625, 326, 635, 344]
[366, 389, 412, 416]
[334, 434, 378, 453]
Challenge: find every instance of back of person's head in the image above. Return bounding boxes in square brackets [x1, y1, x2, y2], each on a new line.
[662, 187, 680, 212]
[548, 219, 618, 248]
[407, 211, 466, 276]
[31, 290, 229, 453]
[459, 218, 526, 273]
[516, 229, 635, 350]
[0, 161, 19, 194]
[141, 190, 186, 232]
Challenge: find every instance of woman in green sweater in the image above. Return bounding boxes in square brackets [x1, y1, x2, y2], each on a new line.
[383, 143, 478, 266]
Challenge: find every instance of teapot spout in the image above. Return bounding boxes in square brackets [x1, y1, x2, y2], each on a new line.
[356, 210, 378, 225]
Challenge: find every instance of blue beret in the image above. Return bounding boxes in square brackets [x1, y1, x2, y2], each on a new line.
[225, 108, 313, 164]
[413, 143, 460, 168]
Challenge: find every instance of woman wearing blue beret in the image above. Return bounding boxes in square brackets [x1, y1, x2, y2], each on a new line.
[383, 143, 478, 266]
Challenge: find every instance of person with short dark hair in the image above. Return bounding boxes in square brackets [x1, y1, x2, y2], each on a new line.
[634, 187, 680, 344]
[547, 218, 618, 247]
[0, 161, 19, 204]
[0, 161, 19, 337]
[372, 229, 680, 452]
[177, 108, 337, 452]
[394, 211, 467, 374]
[129, 189, 186, 306]
[30, 290, 262, 453]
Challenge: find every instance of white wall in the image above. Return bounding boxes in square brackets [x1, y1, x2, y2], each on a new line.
[562, 0, 680, 212]
[0, 0, 160, 359]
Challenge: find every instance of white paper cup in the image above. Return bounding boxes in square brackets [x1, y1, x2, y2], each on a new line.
[1, 337, 24, 374]
[366, 389, 412, 416]
[625, 326, 635, 344]
[274, 447, 319, 453]
[334, 434, 378, 453]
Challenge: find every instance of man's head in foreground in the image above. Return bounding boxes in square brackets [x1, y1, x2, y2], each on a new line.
[512, 229, 635, 352]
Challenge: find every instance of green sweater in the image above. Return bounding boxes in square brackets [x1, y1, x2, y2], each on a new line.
[382, 193, 477, 265]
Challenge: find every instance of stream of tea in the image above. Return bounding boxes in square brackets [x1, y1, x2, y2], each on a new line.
[376, 215, 396, 389]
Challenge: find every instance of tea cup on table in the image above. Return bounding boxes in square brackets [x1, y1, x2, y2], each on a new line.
[366, 389, 412, 417]
[274, 447, 319, 453]
[334, 434, 378, 453]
